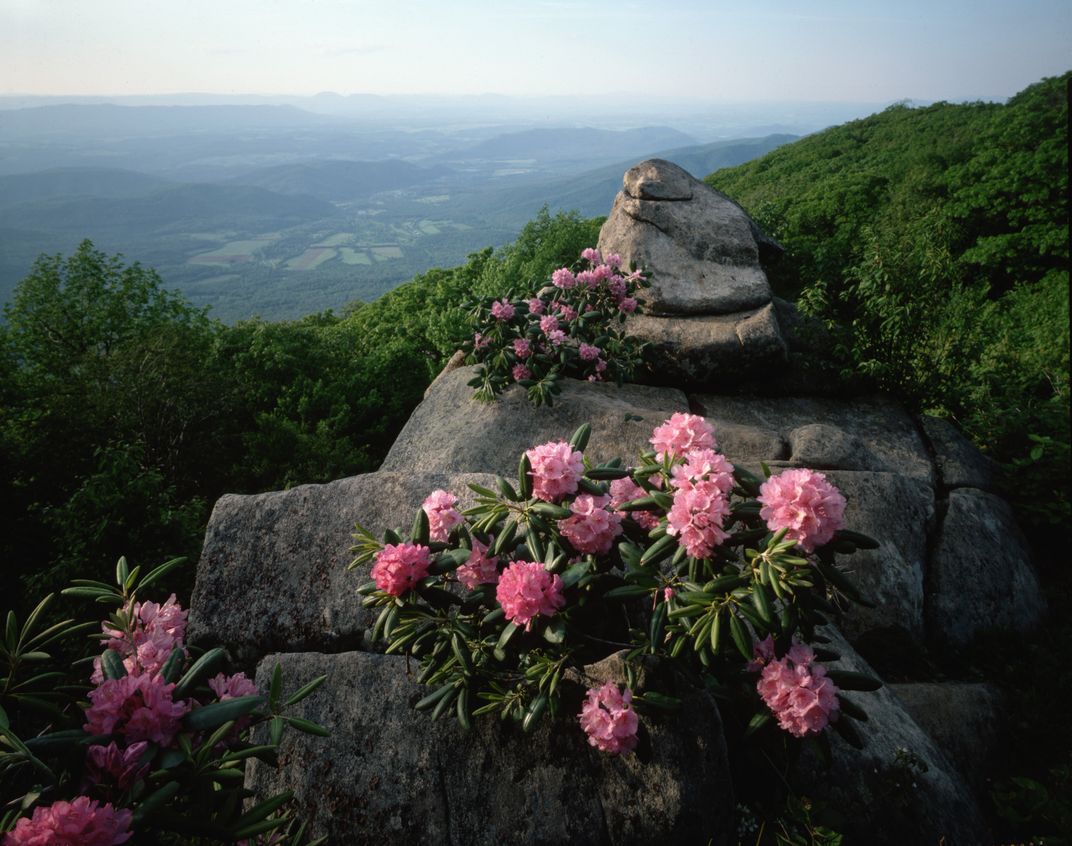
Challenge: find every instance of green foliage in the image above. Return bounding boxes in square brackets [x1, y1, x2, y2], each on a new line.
[707, 73, 1070, 534]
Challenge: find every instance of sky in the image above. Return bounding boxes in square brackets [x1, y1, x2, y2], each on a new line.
[2, 0, 1070, 103]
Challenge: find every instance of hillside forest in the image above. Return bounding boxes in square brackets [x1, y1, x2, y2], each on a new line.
[0, 72, 1068, 840]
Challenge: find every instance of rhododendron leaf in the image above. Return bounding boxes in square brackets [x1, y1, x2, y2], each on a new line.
[186, 696, 265, 731]
[383, 529, 402, 546]
[370, 605, 391, 642]
[617, 541, 642, 569]
[728, 613, 751, 660]
[814, 560, 875, 608]
[568, 423, 591, 452]
[283, 674, 327, 708]
[649, 602, 668, 653]
[837, 694, 869, 722]
[531, 502, 571, 519]
[115, 556, 130, 587]
[752, 584, 774, 624]
[383, 605, 400, 639]
[233, 816, 289, 841]
[100, 648, 126, 680]
[355, 580, 378, 595]
[456, 688, 472, 731]
[826, 671, 882, 691]
[131, 780, 182, 826]
[431, 687, 460, 722]
[709, 610, 724, 654]
[518, 452, 531, 497]
[578, 478, 605, 496]
[559, 562, 589, 589]
[0, 704, 7, 731]
[411, 509, 430, 546]
[481, 607, 505, 625]
[832, 539, 857, 554]
[605, 585, 651, 600]
[745, 711, 772, 737]
[138, 556, 186, 591]
[640, 534, 676, 566]
[417, 586, 459, 610]
[493, 623, 518, 661]
[158, 748, 187, 770]
[284, 716, 329, 737]
[451, 635, 472, 674]
[638, 691, 681, 711]
[269, 716, 284, 746]
[522, 693, 548, 732]
[160, 646, 186, 683]
[174, 647, 227, 699]
[833, 529, 880, 550]
[491, 520, 518, 557]
[586, 466, 632, 480]
[543, 618, 567, 644]
[235, 790, 293, 829]
[201, 721, 238, 756]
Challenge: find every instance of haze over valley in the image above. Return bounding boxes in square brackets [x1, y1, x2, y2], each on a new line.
[0, 95, 880, 319]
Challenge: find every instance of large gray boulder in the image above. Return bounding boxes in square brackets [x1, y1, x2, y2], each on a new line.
[248, 650, 735, 846]
[798, 629, 990, 846]
[889, 681, 1005, 794]
[919, 415, 998, 491]
[927, 487, 1045, 647]
[692, 393, 935, 485]
[187, 471, 496, 669]
[380, 365, 689, 475]
[598, 159, 775, 316]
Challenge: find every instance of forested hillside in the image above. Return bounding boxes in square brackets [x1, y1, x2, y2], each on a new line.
[708, 72, 1070, 535]
[0, 211, 600, 603]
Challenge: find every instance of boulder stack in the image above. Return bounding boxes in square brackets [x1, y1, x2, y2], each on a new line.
[187, 158, 1046, 845]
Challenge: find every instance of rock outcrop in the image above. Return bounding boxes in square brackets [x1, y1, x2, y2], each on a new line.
[188, 157, 1047, 845]
[598, 159, 788, 384]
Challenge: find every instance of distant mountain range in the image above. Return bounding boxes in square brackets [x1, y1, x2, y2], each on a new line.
[228, 160, 451, 202]
[453, 126, 697, 164]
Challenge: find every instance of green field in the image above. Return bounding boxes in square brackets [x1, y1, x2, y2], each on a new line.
[286, 247, 336, 270]
[189, 238, 273, 265]
[370, 245, 403, 261]
[339, 248, 371, 265]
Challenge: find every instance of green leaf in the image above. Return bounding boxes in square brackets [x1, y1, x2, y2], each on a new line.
[100, 648, 127, 680]
[604, 585, 652, 599]
[284, 716, 330, 737]
[522, 693, 548, 732]
[116, 556, 130, 588]
[137, 557, 186, 591]
[569, 423, 591, 452]
[173, 647, 227, 699]
[493, 622, 518, 661]
[411, 508, 430, 546]
[131, 781, 182, 826]
[728, 613, 751, 660]
[745, 711, 772, 737]
[543, 617, 567, 644]
[184, 696, 266, 731]
[640, 534, 677, 566]
[284, 675, 328, 707]
[518, 453, 533, 499]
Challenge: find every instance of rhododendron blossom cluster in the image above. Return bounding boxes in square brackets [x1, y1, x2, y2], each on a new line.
[758, 468, 847, 552]
[423, 489, 464, 542]
[755, 643, 841, 737]
[84, 673, 189, 746]
[495, 560, 565, 630]
[526, 440, 584, 502]
[354, 413, 878, 757]
[463, 248, 649, 405]
[3, 796, 133, 846]
[371, 542, 432, 596]
[579, 682, 639, 755]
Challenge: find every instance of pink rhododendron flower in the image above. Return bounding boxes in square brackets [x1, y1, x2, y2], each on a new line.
[575, 269, 596, 288]
[758, 468, 847, 553]
[512, 364, 532, 382]
[666, 483, 731, 559]
[578, 682, 638, 755]
[579, 343, 601, 362]
[559, 494, 622, 555]
[670, 448, 735, 495]
[422, 489, 464, 542]
[513, 338, 532, 359]
[527, 297, 545, 315]
[456, 537, 500, 590]
[525, 440, 584, 502]
[539, 315, 559, 334]
[557, 303, 578, 321]
[650, 413, 716, 460]
[590, 263, 612, 283]
[609, 477, 660, 530]
[581, 247, 602, 264]
[756, 643, 840, 737]
[135, 595, 187, 641]
[93, 594, 189, 683]
[604, 253, 622, 268]
[208, 672, 259, 701]
[663, 586, 675, 602]
[746, 634, 777, 673]
[546, 329, 567, 346]
[551, 268, 576, 289]
[608, 277, 627, 299]
[84, 742, 149, 791]
[619, 297, 638, 313]
[490, 300, 515, 321]
[5, 797, 133, 846]
[495, 560, 565, 631]
[84, 673, 189, 747]
[473, 332, 489, 350]
[371, 543, 432, 596]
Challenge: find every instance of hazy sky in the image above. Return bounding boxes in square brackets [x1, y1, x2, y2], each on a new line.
[2, 0, 1069, 102]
